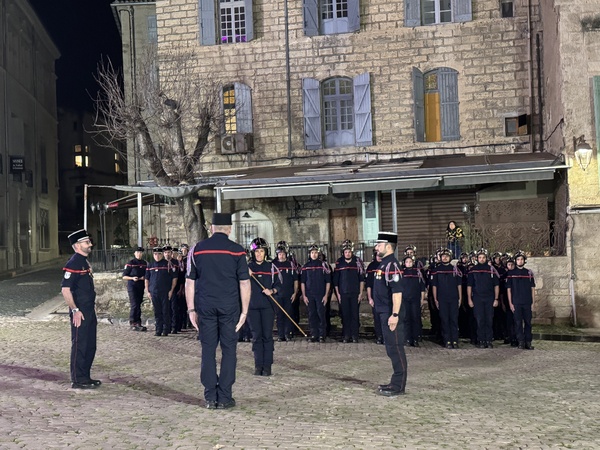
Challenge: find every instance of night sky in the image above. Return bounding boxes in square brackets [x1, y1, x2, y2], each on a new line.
[29, 0, 122, 111]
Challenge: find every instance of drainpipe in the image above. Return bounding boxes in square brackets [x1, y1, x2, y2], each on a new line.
[536, 33, 544, 153]
[284, 0, 292, 158]
[567, 213, 577, 326]
[527, 0, 535, 152]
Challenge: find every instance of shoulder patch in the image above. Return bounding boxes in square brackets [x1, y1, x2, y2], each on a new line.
[64, 271, 71, 279]
[393, 274, 400, 282]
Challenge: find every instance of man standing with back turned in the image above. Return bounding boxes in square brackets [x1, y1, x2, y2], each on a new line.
[185, 212, 251, 409]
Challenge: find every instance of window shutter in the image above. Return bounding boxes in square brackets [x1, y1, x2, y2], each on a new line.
[303, 0, 319, 37]
[404, 0, 421, 27]
[199, 0, 216, 46]
[353, 72, 373, 147]
[219, 87, 226, 134]
[244, 0, 254, 41]
[348, 0, 360, 33]
[593, 77, 600, 180]
[303, 78, 322, 150]
[235, 83, 253, 134]
[412, 67, 425, 142]
[439, 68, 460, 141]
[452, 0, 472, 23]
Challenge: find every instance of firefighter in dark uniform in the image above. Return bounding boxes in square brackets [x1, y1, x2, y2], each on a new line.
[301, 244, 332, 342]
[122, 246, 148, 331]
[506, 250, 536, 350]
[61, 229, 101, 389]
[366, 250, 384, 344]
[432, 248, 462, 349]
[503, 255, 518, 346]
[456, 252, 470, 339]
[333, 239, 365, 343]
[162, 245, 181, 334]
[402, 255, 426, 347]
[247, 237, 282, 376]
[145, 247, 178, 336]
[185, 212, 251, 409]
[491, 252, 507, 341]
[372, 232, 407, 397]
[177, 244, 190, 330]
[272, 241, 299, 341]
[467, 248, 500, 348]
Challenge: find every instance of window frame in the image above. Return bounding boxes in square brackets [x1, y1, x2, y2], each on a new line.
[303, 0, 360, 37]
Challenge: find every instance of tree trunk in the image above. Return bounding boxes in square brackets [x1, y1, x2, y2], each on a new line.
[180, 196, 208, 244]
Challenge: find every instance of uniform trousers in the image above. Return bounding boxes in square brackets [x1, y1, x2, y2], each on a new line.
[438, 300, 459, 343]
[505, 303, 516, 342]
[198, 305, 239, 403]
[473, 297, 495, 343]
[249, 307, 275, 368]
[378, 312, 408, 392]
[70, 304, 97, 384]
[151, 292, 171, 334]
[275, 293, 294, 339]
[340, 292, 360, 339]
[371, 305, 383, 341]
[170, 289, 185, 332]
[513, 303, 533, 343]
[127, 282, 145, 325]
[307, 294, 327, 338]
[403, 298, 421, 344]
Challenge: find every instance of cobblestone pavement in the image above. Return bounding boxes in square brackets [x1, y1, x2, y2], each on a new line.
[0, 317, 599, 450]
[0, 268, 63, 316]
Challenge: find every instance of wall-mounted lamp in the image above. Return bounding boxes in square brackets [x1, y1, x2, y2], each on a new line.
[242, 211, 251, 219]
[573, 135, 594, 171]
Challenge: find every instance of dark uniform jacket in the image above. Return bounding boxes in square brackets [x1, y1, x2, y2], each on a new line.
[301, 259, 332, 297]
[432, 263, 461, 302]
[365, 260, 379, 292]
[372, 254, 403, 314]
[146, 259, 177, 295]
[333, 256, 364, 295]
[61, 253, 96, 307]
[186, 232, 249, 311]
[272, 258, 298, 299]
[505, 267, 535, 305]
[467, 263, 499, 300]
[248, 260, 282, 309]
[123, 258, 147, 288]
[401, 267, 427, 301]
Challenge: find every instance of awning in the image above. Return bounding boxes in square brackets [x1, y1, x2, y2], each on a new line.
[111, 184, 209, 198]
[106, 193, 157, 210]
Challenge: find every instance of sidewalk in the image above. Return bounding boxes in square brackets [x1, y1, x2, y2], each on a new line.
[1, 315, 599, 449]
[0, 257, 64, 282]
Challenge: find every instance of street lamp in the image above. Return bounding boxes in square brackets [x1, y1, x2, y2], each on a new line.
[573, 135, 593, 171]
[90, 202, 109, 270]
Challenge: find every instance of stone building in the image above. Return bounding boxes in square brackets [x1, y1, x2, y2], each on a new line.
[541, 0, 600, 327]
[0, 0, 60, 272]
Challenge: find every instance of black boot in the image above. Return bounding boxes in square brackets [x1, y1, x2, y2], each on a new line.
[254, 367, 263, 376]
[525, 342, 534, 350]
[518, 341, 525, 349]
[262, 366, 272, 376]
[487, 341, 494, 349]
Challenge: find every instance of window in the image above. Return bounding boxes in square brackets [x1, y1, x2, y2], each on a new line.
[74, 145, 90, 168]
[413, 67, 460, 142]
[303, 0, 360, 36]
[222, 83, 253, 134]
[148, 15, 158, 43]
[405, 0, 472, 27]
[505, 114, 529, 136]
[501, 0, 514, 18]
[302, 72, 372, 150]
[0, 196, 6, 247]
[199, 0, 254, 46]
[39, 209, 50, 249]
[114, 153, 122, 173]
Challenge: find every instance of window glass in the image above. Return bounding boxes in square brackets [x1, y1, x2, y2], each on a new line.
[223, 85, 237, 133]
[220, 0, 247, 43]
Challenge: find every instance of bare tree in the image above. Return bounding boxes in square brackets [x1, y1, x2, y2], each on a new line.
[94, 46, 223, 243]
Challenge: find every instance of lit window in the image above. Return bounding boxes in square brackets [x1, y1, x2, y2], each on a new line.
[74, 145, 90, 168]
[223, 85, 237, 133]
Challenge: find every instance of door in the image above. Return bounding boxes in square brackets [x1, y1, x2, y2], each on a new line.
[329, 208, 358, 257]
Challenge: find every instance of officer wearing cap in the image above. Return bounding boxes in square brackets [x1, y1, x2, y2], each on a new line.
[432, 248, 462, 349]
[176, 244, 190, 330]
[185, 212, 251, 410]
[122, 247, 148, 331]
[365, 249, 384, 344]
[301, 244, 332, 342]
[503, 255, 518, 346]
[506, 251, 536, 350]
[145, 247, 178, 336]
[61, 229, 101, 389]
[162, 246, 181, 334]
[402, 255, 426, 347]
[333, 240, 365, 343]
[372, 232, 407, 397]
[467, 248, 500, 348]
[272, 241, 299, 341]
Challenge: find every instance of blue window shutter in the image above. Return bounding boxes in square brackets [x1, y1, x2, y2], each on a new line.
[303, 0, 319, 37]
[452, 0, 472, 23]
[235, 83, 253, 134]
[404, 0, 421, 27]
[439, 68, 460, 141]
[353, 72, 373, 147]
[199, 0, 216, 46]
[593, 76, 600, 181]
[244, 0, 254, 41]
[412, 67, 425, 142]
[348, 0, 360, 33]
[303, 78, 322, 150]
